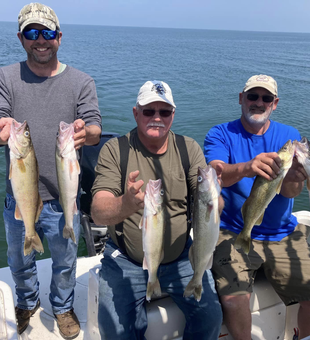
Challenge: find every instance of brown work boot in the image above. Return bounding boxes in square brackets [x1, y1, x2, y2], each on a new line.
[55, 309, 80, 339]
[15, 299, 40, 334]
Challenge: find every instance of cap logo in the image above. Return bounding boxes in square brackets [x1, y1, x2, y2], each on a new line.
[256, 75, 269, 83]
[152, 83, 166, 95]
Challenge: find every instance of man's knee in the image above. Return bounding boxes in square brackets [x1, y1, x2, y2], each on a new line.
[220, 294, 251, 311]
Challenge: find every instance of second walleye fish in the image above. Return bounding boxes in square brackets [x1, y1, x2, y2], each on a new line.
[139, 178, 165, 302]
[184, 165, 221, 302]
[235, 140, 295, 254]
[56, 121, 80, 243]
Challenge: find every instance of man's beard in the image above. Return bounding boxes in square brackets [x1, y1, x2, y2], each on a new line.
[243, 106, 272, 128]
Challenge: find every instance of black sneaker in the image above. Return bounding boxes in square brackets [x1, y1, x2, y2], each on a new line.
[15, 299, 40, 334]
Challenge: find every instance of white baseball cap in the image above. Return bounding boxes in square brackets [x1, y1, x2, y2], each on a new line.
[243, 75, 278, 96]
[136, 80, 176, 108]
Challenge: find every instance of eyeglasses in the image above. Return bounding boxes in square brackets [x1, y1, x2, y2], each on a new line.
[22, 28, 58, 41]
[247, 93, 275, 103]
[141, 109, 174, 117]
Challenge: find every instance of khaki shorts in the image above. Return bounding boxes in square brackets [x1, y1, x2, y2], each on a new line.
[212, 224, 310, 306]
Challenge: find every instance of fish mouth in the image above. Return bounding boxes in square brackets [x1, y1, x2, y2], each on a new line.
[9, 120, 29, 156]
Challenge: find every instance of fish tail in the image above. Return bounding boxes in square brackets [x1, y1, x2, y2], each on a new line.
[183, 278, 202, 302]
[63, 225, 76, 244]
[146, 278, 161, 302]
[234, 232, 251, 255]
[24, 233, 44, 256]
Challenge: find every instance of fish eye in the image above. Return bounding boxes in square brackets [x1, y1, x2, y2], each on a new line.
[24, 131, 30, 137]
[160, 189, 164, 196]
[197, 176, 203, 182]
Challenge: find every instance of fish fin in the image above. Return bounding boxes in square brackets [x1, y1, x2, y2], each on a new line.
[69, 161, 74, 180]
[183, 278, 202, 302]
[63, 226, 76, 243]
[205, 202, 213, 222]
[142, 257, 148, 270]
[146, 278, 161, 302]
[17, 159, 26, 173]
[35, 197, 43, 223]
[9, 164, 12, 180]
[138, 216, 143, 229]
[241, 204, 245, 221]
[234, 232, 251, 255]
[206, 254, 214, 270]
[276, 178, 284, 194]
[76, 160, 80, 175]
[14, 205, 23, 221]
[188, 244, 194, 270]
[24, 232, 44, 256]
[255, 212, 264, 226]
[73, 200, 78, 215]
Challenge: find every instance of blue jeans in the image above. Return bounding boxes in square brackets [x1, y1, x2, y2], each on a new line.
[98, 239, 222, 340]
[4, 193, 80, 314]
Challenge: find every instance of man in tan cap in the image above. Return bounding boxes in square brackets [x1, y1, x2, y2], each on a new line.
[90, 80, 223, 339]
[0, 3, 102, 339]
[204, 75, 310, 339]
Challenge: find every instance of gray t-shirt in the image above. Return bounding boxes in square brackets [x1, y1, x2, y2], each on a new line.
[0, 61, 102, 201]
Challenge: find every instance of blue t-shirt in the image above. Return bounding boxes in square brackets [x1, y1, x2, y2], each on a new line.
[204, 119, 301, 241]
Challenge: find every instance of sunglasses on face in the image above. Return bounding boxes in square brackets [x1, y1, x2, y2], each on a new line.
[246, 93, 275, 103]
[22, 28, 58, 40]
[142, 109, 173, 117]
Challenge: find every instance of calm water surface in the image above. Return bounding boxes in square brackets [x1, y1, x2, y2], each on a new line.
[0, 22, 310, 267]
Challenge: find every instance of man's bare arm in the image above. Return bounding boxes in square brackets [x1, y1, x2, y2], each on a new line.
[209, 152, 282, 187]
[91, 170, 144, 226]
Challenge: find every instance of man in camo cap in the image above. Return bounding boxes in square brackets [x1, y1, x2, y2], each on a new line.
[0, 3, 102, 339]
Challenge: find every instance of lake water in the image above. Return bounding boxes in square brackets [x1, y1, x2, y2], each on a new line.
[0, 22, 310, 268]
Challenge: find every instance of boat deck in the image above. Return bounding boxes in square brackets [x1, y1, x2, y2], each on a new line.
[0, 255, 102, 340]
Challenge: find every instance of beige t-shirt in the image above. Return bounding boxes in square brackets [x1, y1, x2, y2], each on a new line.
[92, 129, 207, 263]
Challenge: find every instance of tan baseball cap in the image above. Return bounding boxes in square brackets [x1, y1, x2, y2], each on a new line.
[18, 3, 60, 32]
[136, 81, 176, 108]
[243, 75, 278, 96]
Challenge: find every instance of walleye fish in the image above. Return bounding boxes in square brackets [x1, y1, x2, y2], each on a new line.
[235, 140, 295, 254]
[139, 179, 165, 302]
[294, 137, 310, 192]
[183, 165, 221, 302]
[8, 120, 44, 256]
[55, 121, 80, 243]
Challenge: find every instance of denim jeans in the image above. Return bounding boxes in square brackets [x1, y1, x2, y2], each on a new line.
[4, 193, 80, 314]
[98, 238, 223, 340]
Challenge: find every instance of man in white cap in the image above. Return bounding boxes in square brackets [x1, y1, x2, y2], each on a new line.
[0, 3, 102, 339]
[91, 80, 223, 339]
[204, 75, 310, 339]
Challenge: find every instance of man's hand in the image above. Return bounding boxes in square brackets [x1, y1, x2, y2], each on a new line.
[0, 118, 14, 145]
[73, 119, 86, 150]
[244, 152, 282, 180]
[123, 170, 145, 212]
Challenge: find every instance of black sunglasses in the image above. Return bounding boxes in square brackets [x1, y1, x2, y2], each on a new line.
[247, 93, 275, 103]
[142, 109, 173, 117]
[22, 28, 58, 41]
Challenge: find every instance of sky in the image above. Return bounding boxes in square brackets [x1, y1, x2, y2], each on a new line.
[1, 0, 310, 33]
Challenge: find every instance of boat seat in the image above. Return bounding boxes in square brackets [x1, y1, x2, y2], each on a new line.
[84, 262, 282, 340]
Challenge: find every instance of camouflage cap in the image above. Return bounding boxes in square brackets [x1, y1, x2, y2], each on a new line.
[18, 3, 60, 32]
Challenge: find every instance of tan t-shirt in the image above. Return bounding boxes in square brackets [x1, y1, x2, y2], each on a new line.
[91, 128, 207, 263]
